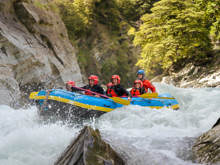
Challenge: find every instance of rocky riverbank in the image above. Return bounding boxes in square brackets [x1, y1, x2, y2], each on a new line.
[152, 61, 220, 88]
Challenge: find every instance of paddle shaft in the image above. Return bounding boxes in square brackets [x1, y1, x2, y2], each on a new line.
[72, 86, 159, 99]
[71, 86, 109, 99]
[72, 86, 130, 105]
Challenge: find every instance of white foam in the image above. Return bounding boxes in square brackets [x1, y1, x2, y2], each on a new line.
[0, 106, 78, 165]
[96, 84, 220, 165]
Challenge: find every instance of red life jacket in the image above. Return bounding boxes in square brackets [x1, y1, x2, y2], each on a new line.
[106, 88, 111, 95]
[142, 80, 156, 93]
[107, 88, 118, 97]
[85, 89, 93, 96]
[130, 88, 141, 97]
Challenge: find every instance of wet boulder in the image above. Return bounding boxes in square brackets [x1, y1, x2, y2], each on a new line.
[192, 118, 220, 164]
[54, 126, 125, 165]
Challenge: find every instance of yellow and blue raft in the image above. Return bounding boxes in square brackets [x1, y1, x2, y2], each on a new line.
[29, 89, 179, 119]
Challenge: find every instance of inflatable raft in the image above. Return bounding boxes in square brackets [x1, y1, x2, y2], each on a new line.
[29, 89, 179, 120]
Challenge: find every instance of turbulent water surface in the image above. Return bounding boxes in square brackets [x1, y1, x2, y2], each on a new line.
[0, 83, 220, 165]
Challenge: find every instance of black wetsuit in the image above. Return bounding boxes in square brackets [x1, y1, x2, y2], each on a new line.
[83, 84, 104, 95]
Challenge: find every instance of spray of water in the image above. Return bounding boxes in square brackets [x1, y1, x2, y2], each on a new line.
[0, 83, 219, 165]
[0, 106, 78, 165]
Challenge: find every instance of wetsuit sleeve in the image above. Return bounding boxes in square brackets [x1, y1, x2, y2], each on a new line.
[71, 86, 86, 93]
[143, 80, 156, 93]
[119, 86, 130, 97]
[90, 85, 104, 95]
[97, 85, 104, 94]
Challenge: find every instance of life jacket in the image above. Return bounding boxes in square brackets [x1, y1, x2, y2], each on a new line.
[142, 79, 156, 93]
[107, 88, 118, 97]
[85, 89, 93, 96]
[106, 88, 111, 95]
[130, 88, 141, 97]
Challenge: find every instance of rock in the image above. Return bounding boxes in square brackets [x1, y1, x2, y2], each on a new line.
[212, 118, 220, 129]
[54, 126, 125, 165]
[161, 63, 220, 88]
[192, 118, 220, 164]
[0, 0, 82, 107]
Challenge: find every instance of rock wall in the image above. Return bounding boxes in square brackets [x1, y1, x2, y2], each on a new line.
[0, 0, 83, 107]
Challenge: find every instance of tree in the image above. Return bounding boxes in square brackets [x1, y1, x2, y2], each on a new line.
[133, 0, 212, 76]
[115, 0, 156, 25]
[196, 0, 220, 43]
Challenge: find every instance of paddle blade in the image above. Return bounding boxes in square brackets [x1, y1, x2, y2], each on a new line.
[29, 92, 39, 99]
[111, 97, 130, 105]
[139, 93, 158, 98]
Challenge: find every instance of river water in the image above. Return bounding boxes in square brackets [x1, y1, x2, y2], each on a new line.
[0, 83, 220, 165]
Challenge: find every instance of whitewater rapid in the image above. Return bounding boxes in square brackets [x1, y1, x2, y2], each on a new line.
[0, 83, 220, 165]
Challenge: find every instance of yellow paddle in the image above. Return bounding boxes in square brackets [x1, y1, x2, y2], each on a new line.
[138, 93, 159, 98]
[110, 97, 130, 105]
[29, 92, 39, 99]
[111, 92, 176, 105]
[111, 92, 170, 105]
[139, 93, 175, 99]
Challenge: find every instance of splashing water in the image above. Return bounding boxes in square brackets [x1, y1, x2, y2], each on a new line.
[0, 106, 78, 165]
[0, 83, 220, 165]
[96, 83, 220, 165]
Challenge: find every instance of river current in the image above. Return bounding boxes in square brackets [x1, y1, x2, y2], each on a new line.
[0, 83, 220, 165]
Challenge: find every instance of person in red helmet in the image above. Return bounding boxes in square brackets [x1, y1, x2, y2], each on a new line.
[106, 75, 129, 97]
[130, 80, 146, 97]
[137, 69, 156, 93]
[66, 81, 75, 91]
[82, 75, 104, 96]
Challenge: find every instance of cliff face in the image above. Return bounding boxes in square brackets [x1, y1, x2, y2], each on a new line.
[0, 0, 82, 107]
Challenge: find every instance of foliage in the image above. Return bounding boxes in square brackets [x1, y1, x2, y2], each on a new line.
[55, 0, 122, 39]
[115, 0, 155, 24]
[133, 0, 212, 75]
[73, 0, 98, 26]
[54, 0, 89, 40]
[210, 16, 220, 42]
[33, 0, 59, 13]
[196, 0, 220, 43]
